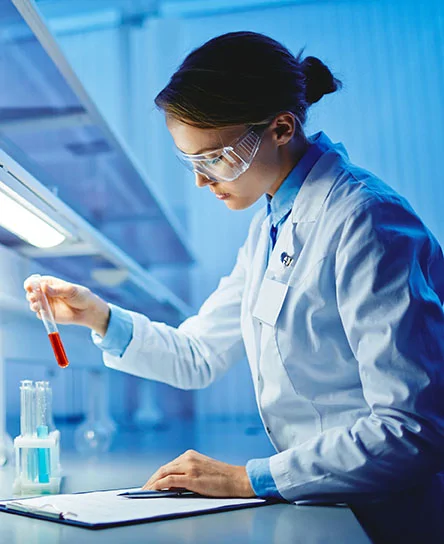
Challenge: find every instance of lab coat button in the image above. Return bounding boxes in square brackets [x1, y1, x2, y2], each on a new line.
[266, 426, 271, 434]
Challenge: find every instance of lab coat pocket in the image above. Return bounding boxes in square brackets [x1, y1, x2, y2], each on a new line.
[252, 277, 289, 326]
[275, 256, 337, 400]
[252, 271, 324, 436]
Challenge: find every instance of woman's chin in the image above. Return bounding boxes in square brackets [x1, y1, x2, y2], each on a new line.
[224, 195, 261, 211]
[224, 199, 246, 211]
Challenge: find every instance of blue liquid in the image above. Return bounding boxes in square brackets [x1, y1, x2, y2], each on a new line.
[37, 425, 50, 484]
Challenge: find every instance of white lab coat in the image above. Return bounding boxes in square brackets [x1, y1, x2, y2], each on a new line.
[103, 133, 444, 502]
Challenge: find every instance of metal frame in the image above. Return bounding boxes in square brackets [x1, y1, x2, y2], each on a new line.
[0, 111, 91, 133]
[11, 0, 196, 264]
[0, 146, 192, 317]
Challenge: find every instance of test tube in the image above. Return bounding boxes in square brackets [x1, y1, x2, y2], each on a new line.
[20, 380, 35, 437]
[29, 274, 70, 368]
[35, 381, 56, 433]
[35, 381, 48, 429]
[20, 380, 37, 482]
[35, 382, 50, 483]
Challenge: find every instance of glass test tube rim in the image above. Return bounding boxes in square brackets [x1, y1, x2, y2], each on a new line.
[20, 380, 35, 437]
[29, 274, 58, 335]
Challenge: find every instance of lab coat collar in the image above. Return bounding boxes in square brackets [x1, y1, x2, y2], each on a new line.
[266, 139, 322, 227]
[291, 132, 348, 223]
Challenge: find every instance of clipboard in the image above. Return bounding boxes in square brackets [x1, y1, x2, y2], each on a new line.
[0, 488, 269, 530]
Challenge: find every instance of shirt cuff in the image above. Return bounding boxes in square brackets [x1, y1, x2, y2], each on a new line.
[91, 304, 133, 357]
[246, 457, 284, 500]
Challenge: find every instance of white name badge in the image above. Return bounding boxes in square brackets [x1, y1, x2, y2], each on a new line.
[252, 277, 289, 327]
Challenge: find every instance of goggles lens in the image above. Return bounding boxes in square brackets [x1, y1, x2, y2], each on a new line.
[176, 128, 263, 182]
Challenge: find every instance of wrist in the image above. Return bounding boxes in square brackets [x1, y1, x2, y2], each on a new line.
[236, 466, 255, 498]
[86, 296, 110, 337]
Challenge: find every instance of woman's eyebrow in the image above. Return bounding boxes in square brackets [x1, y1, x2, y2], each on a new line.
[178, 142, 223, 155]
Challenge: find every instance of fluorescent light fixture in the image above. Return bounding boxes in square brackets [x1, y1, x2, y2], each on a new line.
[0, 189, 66, 248]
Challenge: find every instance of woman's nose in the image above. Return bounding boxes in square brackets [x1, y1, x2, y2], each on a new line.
[195, 172, 212, 188]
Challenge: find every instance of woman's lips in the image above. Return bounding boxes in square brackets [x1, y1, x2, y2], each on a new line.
[214, 193, 231, 200]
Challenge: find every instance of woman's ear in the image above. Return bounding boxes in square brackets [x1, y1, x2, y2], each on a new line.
[270, 112, 297, 146]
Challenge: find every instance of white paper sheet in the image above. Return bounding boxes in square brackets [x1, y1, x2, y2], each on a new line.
[0, 489, 265, 525]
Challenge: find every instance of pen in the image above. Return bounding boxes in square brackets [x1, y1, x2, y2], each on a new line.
[118, 489, 197, 499]
[294, 500, 348, 507]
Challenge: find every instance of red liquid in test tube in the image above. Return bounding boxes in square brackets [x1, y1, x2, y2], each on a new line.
[48, 332, 70, 368]
[29, 274, 70, 369]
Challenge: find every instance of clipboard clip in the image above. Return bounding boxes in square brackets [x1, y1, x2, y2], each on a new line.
[5, 501, 78, 520]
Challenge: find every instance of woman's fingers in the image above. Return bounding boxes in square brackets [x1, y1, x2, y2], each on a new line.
[26, 290, 41, 313]
[146, 450, 201, 487]
[40, 277, 76, 299]
[24, 275, 74, 299]
[24, 275, 90, 313]
[149, 475, 190, 491]
[142, 450, 255, 498]
[23, 279, 34, 293]
[142, 461, 185, 490]
[23, 275, 100, 328]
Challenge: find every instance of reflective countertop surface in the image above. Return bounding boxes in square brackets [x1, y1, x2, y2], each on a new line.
[0, 421, 373, 543]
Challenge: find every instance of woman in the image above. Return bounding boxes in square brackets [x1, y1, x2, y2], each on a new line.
[25, 32, 444, 503]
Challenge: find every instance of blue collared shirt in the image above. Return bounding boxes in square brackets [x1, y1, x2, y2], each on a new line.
[92, 133, 329, 499]
[266, 137, 325, 264]
[92, 303, 133, 357]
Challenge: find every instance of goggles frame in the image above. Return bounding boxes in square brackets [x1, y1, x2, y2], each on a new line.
[176, 125, 267, 182]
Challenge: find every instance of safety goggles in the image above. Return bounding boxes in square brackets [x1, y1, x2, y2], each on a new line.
[176, 126, 265, 182]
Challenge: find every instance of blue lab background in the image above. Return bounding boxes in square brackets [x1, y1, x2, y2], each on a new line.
[1, 0, 443, 454]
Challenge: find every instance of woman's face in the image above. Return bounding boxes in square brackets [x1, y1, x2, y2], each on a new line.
[167, 115, 296, 210]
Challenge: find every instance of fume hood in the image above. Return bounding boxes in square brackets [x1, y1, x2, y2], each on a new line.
[0, 0, 195, 323]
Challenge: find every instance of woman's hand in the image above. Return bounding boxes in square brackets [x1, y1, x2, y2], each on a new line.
[142, 449, 255, 498]
[24, 275, 110, 336]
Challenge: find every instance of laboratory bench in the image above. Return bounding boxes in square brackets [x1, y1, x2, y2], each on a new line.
[0, 421, 442, 543]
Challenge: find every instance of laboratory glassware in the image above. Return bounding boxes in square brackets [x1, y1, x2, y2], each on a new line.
[74, 370, 115, 456]
[14, 380, 61, 495]
[28, 274, 70, 368]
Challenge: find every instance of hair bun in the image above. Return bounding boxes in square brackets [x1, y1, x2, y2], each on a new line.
[302, 56, 342, 105]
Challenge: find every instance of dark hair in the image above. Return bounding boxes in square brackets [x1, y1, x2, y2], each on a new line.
[155, 31, 342, 129]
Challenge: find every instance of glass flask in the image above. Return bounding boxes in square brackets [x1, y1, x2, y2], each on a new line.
[0, 431, 13, 467]
[74, 370, 116, 455]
